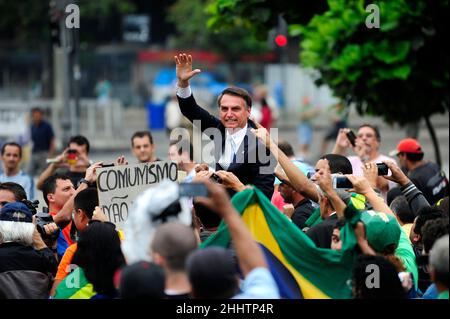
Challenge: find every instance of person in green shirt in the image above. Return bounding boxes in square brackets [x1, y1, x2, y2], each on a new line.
[429, 234, 449, 299]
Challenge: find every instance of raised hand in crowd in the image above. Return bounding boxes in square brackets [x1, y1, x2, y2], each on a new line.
[194, 163, 210, 173]
[214, 170, 247, 192]
[346, 174, 395, 217]
[332, 128, 371, 162]
[174, 53, 201, 88]
[362, 161, 389, 194]
[332, 128, 353, 154]
[115, 155, 128, 166]
[251, 120, 320, 202]
[195, 180, 268, 277]
[192, 170, 213, 183]
[282, 204, 295, 219]
[315, 159, 346, 219]
[354, 221, 377, 256]
[362, 162, 379, 189]
[381, 160, 410, 186]
[84, 161, 103, 184]
[92, 206, 109, 223]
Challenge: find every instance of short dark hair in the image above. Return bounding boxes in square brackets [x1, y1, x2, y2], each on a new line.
[413, 206, 444, 237]
[42, 174, 72, 206]
[1, 142, 22, 158]
[358, 124, 381, 142]
[422, 218, 449, 254]
[31, 107, 43, 114]
[131, 130, 154, 146]
[186, 247, 238, 299]
[278, 140, 295, 158]
[0, 182, 27, 201]
[193, 200, 222, 229]
[68, 135, 90, 154]
[390, 196, 415, 224]
[387, 187, 403, 206]
[169, 139, 194, 162]
[72, 221, 125, 296]
[217, 87, 252, 108]
[399, 152, 424, 162]
[74, 188, 99, 220]
[434, 196, 449, 217]
[320, 154, 353, 174]
[352, 255, 406, 299]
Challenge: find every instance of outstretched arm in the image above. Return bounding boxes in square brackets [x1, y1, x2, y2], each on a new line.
[196, 180, 267, 277]
[251, 125, 319, 202]
[175, 53, 201, 88]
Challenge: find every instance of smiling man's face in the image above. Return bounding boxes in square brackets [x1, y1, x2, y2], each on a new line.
[219, 94, 251, 130]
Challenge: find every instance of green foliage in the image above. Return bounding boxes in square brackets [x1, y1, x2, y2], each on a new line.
[168, 0, 268, 61]
[0, 0, 135, 47]
[206, 0, 448, 125]
[206, 0, 328, 40]
[298, 0, 448, 124]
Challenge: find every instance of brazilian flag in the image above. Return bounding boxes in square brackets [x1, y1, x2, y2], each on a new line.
[202, 187, 363, 299]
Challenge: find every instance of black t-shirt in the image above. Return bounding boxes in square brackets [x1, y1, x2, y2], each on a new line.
[291, 199, 315, 231]
[408, 162, 448, 205]
[306, 214, 338, 249]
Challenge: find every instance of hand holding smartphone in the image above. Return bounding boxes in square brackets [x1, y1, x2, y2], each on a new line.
[376, 163, 389, 175]
[346, 130, 357, 147]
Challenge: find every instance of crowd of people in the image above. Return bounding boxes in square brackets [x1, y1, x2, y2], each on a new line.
[0, 53, 448, 300]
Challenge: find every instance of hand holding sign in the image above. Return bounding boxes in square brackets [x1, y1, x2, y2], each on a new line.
[85, 161, 103, 184]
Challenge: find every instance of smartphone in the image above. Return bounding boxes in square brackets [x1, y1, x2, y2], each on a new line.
[346, 130, 357, 147]
[376, 163, 389, 175]
[67, 149, 77, 165]
[179, 183, 209, 197]
[332, 175, 353, 189]
[210, 173, 223, 184]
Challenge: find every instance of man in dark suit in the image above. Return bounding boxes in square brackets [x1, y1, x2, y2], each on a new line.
[174, 53, 275, 199]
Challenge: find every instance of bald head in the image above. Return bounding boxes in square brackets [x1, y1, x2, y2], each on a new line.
[151, 222, 198, 271]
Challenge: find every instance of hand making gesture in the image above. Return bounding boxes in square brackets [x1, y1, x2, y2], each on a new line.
[174, 53, 202, 88]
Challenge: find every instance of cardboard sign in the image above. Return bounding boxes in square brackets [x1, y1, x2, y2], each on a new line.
[96, 161, 178, 228]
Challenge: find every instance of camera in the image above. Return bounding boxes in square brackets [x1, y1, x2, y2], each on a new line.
[376, 163, 389, 176]
[332, 175, 353, 189]
[22, 199, 60, 241]
[210, 173, 223, 184]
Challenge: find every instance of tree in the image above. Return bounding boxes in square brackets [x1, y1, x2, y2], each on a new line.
[167, 0, 270, 82]
[206, 0, 449, 166]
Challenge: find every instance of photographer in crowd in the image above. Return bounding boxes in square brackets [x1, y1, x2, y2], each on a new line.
[0, 202, 57, 298]
[36, 135, 92, 190]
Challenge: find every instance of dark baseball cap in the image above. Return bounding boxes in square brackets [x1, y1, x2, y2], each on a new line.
[0, 202, 33, 223]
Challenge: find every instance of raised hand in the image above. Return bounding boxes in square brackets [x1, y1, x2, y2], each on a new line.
[215, 170, 246, 192]
[346, 174, 373, 196]
[84, 161, 103, 184]
[174, 53, 201, 88]
[115, 155, 128, 166]
[382, 160, 410, 186]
